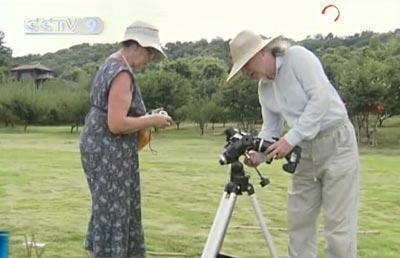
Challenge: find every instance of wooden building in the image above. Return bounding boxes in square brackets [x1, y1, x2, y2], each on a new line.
[10, 63, 55, 86]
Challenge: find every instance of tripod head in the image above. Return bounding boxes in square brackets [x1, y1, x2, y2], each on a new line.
[225, 160, 270, 195]
[219, 128, 301, 174]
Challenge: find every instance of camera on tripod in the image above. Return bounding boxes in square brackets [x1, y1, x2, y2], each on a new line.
[203, 127, 292, 258]
[219, 128, 301, 174]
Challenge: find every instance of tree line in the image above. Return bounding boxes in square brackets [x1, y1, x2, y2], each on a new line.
[0, 29, 399, 145]
[0, 80, 90, 132]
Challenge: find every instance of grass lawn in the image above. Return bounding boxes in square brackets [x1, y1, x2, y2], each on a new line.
[0, 122, 399, 258]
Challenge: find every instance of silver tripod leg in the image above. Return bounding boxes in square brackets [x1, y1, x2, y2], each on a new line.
[201, 191, 237, 258]
[249, 194, 279, 258]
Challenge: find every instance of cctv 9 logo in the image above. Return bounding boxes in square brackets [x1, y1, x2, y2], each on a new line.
[25, 17, 104, 35]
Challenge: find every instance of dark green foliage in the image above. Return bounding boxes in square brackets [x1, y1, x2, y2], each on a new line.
[0, 31, 12, 83]
[164, 37, 230, 62]
[181, 99, 220, 135]
[0, 31, 12, 67]
[321, 35, 400, 145]
[1, 29, 399, 140]
[218, 75, 261, 131]
[0, 82, 47, 131]
[12, 42, 118, 76]
[138, 69, 192, 118]
[0, 80, 89, 132]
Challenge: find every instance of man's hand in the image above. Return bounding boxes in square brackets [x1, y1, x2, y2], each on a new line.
[266, 138, 294, 160]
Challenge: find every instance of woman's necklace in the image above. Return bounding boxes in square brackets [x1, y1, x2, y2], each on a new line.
[120, 52, 134, 74]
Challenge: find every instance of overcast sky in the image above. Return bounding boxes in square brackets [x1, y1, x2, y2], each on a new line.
[1, 0, 399, 57]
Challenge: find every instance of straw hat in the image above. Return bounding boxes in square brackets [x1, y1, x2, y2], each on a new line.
[122, 21, 167, 59]
[227, 30, 279, 81]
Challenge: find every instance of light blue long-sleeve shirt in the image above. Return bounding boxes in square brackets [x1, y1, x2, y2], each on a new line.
[258, 45, 348, 146]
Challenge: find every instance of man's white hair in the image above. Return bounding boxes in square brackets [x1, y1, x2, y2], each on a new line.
[261, 35, 294, 56]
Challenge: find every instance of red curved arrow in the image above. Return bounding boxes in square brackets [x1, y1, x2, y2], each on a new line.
[322, 4, 341, 22]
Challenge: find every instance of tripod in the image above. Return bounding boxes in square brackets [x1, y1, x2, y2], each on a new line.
[201, 161, 279, 258]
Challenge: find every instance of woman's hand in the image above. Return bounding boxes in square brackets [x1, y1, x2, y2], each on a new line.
[150, 114, 173, 128]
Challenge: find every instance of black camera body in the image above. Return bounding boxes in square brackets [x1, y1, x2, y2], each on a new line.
[219, 128, 301, 174]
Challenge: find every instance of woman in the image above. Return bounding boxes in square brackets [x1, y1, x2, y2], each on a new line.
[79, 21, 172, 258]
[227, 30, 359, 258]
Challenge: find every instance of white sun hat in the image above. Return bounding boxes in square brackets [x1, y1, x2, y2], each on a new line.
[122, 21, 167, 60]
[227, 30, 279, 81]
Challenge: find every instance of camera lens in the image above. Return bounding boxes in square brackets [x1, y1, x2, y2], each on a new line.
[219, 154, 227, 165]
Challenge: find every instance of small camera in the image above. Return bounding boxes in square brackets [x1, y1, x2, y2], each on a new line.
[148, 108, 168, 116]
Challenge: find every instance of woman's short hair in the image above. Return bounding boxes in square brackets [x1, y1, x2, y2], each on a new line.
[120, 40, 139, 49]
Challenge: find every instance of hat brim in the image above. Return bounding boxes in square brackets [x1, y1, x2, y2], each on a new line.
[226, 36, 279, 82]
[147, 45, 167, 61]
[122, 35, 167, 60]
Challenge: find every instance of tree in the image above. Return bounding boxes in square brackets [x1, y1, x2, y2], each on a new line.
[138, 69, 192, 124]
[0, 83, 19, 127]
[184, 99, 219, 135]
[39, 79, 90, 132]
[5, 84, 48, 131]
[63, 88, 90, 132]
[0, 31, 12, 82]
[333, 51, 388, 144]
[189, 57, 227, 100]
[173, 106, 188, 130]
[161, 58, 192, 79]
[321, 35, 400, 145]
[0, 31, 12, 67]
[0, 66, 9, 84]
[218, 76, 261, 131]
[60, 66, 89, 83]
[209, 92, 230, 127]
[377, 53, 400, 126]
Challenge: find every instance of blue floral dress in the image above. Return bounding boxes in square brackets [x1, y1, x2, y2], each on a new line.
[79, 56, 147, 258]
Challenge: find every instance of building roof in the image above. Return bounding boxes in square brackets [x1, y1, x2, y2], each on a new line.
[10, 63, 54, 72]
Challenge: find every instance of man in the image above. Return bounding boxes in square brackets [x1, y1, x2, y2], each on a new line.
[227, 30, 359, 258]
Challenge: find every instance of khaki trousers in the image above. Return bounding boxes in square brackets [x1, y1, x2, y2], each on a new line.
[288, 120, 359, 258]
